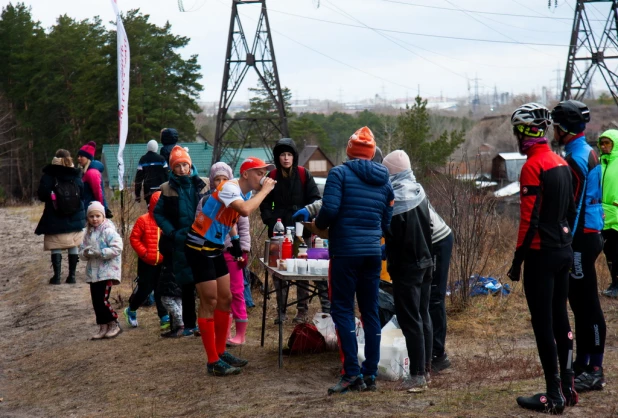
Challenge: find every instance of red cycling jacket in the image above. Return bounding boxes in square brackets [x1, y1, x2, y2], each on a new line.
[517, 143, 576, 251]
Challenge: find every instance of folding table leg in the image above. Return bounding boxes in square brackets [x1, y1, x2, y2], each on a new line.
[260, 270, 269, 347]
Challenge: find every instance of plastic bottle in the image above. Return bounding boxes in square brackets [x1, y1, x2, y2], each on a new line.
[273, 218, 285, 237]
[298, 243, 308, 259]
[281, 237, 293, 260]
[50, 191, 57, 210]
[314, 237, 324, 248]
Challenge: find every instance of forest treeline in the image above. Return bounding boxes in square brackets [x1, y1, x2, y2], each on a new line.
[0, 2, 470, 200]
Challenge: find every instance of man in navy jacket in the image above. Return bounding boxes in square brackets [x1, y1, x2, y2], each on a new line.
[315, 126, 394, 395]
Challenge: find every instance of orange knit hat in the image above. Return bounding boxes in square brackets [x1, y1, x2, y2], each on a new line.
[347, 126, 376, 160]
[169, 145, 192, 169]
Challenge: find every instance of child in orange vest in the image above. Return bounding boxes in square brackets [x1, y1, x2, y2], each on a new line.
[125, 191, 169, 330]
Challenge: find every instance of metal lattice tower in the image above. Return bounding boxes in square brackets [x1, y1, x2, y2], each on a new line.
[563, 0, 618, 106]
[212, 0, 288, 167]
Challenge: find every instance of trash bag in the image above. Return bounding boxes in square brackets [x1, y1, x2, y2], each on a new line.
[378, 288, 396, 328]
[450, 274, 511, 297]
[313, 312, 337, 351]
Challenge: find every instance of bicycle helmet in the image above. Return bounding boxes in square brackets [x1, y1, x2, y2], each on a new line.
[511, 103, 551, 137]
[551, 100, 590, 134]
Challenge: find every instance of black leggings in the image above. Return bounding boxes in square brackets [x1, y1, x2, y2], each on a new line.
[90, 280, 118, 325]
[603, 228, 618, 287]
[128, 260, 166, 318]
[570, 233, 606, 358]
[523, 247, 573, 379]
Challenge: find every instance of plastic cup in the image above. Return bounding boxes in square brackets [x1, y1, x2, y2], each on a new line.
[307, 259, 317, 274]
[286, 259, 296, 273]
[295, 222, 304, 237]
[296, 259, 307, 274]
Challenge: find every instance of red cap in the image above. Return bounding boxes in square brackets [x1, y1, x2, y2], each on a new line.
[239, 157, 275, 175]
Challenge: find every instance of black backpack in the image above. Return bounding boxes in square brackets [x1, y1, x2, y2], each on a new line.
[54, 177, 81, 215]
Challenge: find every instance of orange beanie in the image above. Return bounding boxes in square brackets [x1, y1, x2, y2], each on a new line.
[169, 145, 192, 169]
[347, 126, 376, 160]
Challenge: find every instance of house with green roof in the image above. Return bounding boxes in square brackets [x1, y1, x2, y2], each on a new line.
[101, 142, 272, 189]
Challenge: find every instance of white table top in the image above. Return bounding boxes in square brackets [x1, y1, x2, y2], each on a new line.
[258, 258, 328, 281]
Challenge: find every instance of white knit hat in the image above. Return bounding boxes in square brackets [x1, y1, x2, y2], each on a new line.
[87, 201, 106, 218]
[147, 139, 158, 152]
[383, 150, 411, 175]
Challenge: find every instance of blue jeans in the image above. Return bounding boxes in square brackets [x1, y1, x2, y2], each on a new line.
[243, 266, 255, 308]
[330, 255, 381, 377]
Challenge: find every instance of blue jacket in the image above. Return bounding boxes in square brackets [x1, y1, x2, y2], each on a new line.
[315, 159, 394, 257]
[564, 135, 604, 235]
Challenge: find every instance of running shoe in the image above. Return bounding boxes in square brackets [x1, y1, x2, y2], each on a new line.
[327, 375, 367, 395]
[160, 315, 170, 331]
[123, 307, 138, 328]
[219, 351, 248, 367]
[207, 359, 241, 377]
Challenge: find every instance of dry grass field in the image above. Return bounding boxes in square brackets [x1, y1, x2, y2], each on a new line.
[1, 204, 618, 417]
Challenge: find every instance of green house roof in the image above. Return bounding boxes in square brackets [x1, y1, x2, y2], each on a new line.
[101, 143, 272, 189]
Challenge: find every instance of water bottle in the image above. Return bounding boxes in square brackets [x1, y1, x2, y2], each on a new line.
[281, 237, 293, 260]
[273, 218, 285, 237]
[50, 191, 57, 210]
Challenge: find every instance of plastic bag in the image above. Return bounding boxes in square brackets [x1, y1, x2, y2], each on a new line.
[355, 317, 365, 344]
[313, 312, 338, 351]
[357, 315, 409, 381]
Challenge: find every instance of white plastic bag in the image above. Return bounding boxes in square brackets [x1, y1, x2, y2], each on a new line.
[313, 312, 338, 350]
[357, 315, 409, 381]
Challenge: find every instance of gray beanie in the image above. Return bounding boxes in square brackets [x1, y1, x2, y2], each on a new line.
[209, 161, 234, 187]
[147, 139, 158, 152]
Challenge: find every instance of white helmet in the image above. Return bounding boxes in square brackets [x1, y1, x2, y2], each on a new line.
[511, 103, 552, 129]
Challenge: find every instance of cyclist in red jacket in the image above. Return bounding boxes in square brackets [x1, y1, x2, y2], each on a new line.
[508, 103, 577, 414]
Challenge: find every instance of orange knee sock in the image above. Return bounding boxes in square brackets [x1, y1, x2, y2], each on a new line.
[214, 309, 231, 355]
[198, 317, 218, 363]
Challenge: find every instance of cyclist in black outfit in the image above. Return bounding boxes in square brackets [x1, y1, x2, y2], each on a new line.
[552, 100, 607, 394]
[508, 103, 577, 414]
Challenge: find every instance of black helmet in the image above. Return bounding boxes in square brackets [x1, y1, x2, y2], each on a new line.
[551, 100, 590, 134]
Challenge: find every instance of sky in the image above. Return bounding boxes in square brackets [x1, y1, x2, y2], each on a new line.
[12, 0, 618, 104]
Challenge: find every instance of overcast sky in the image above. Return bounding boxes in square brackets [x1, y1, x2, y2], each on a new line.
[12, 0, 617, 103]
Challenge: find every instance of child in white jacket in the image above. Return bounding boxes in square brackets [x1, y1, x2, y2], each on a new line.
[80, 201, 123, 340]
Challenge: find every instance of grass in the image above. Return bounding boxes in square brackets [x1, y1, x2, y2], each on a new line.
[6, 199, 618, 416]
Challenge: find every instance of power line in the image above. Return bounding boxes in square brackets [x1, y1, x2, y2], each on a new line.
[442, 0, 559, 59]
[321, 0, 473, 83]
[381, 0, 604, 22]
[267, 8, 570, 47]
[217, 0, 425, 95]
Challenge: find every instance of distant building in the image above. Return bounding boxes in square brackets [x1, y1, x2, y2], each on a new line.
[491, 152, 526, 183]
[297, 145, 335, 178]
[101, 142, 271, 190]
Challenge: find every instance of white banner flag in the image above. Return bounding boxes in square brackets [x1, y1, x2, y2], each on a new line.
[111, 0, 130, 190]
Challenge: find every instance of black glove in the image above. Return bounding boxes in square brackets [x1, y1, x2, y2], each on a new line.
[229, 238, 243, 258]
[507, 249, 524, 282]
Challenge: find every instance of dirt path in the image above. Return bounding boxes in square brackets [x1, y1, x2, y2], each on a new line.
[1, 205, 618, 417]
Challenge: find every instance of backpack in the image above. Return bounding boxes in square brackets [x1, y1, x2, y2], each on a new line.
[286, 323, 326, 355]
[269, 166, 307, 188]
[54, 177, 81, 215]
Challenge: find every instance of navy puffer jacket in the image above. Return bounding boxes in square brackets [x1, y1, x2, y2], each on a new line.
[315, 159, 394, 257]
